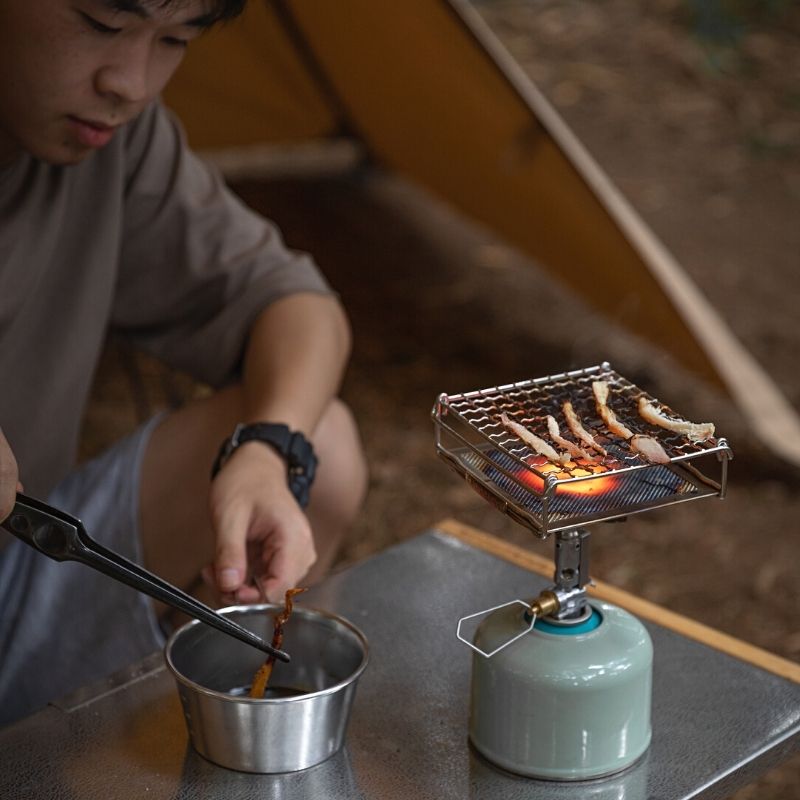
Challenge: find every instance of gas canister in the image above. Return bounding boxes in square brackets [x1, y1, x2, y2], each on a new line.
[470, 599, 652, 780]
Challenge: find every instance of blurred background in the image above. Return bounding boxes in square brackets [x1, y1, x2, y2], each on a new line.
[82, 1, 799, 795]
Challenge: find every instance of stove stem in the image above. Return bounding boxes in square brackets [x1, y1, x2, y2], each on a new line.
[529, 528, 592, 622]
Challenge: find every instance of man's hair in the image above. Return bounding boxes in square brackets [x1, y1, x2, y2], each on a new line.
[152, 0, 247, 25]
[205, 0, 247, 24]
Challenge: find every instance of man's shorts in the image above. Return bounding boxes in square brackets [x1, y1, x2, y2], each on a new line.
[0, 416, 166, 727]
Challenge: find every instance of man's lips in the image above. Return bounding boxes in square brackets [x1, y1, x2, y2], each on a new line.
[67, 116, 118, 149]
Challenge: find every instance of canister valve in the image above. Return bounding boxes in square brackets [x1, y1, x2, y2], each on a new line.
[528, 590, 559, 619]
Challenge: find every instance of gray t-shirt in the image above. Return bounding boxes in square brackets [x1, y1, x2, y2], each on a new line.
[0, 101, 332, 506]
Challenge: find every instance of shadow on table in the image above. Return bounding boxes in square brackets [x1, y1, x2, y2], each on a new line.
[174, 744, 360, 799]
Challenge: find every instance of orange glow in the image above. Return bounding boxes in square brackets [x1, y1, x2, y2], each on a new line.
[556, 474, 620, 497]
[513, 460, 620, 497]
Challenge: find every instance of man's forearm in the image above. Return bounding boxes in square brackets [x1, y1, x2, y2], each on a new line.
[239, 292, 352, 435]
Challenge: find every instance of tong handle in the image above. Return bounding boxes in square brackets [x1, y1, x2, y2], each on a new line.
[2, 493, 86, 560]
[2, 494, 290, 663]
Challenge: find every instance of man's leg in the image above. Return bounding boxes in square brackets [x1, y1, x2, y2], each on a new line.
[138, 387, 367, 602]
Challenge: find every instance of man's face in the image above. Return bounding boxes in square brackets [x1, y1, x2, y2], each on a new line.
[0, 0, 212, 165]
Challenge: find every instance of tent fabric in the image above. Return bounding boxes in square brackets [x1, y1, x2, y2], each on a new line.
[163, 0, 800, 464]
[164, 1, 336, 145]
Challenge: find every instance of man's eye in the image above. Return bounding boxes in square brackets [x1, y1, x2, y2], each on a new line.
[80, 12, 122, 34]
[162, 36, 189, 48]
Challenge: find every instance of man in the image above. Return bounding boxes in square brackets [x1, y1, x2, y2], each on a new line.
[0, 0, 367, 725]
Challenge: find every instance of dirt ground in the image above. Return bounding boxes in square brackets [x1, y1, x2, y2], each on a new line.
[83, 1, 798, 795]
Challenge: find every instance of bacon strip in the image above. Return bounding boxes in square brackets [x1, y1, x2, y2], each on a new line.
[562, 400, 607, 456]
[546, 415, 598, 462]
[500, 413, 569, 466]
[592, 381, 670, 464]
[638, 397, 715, 442]
[629, 434, 670, 464]
[592, 380, 635, 439]
[250, 587, 307, 699]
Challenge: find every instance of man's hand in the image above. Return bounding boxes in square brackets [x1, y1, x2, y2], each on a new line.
[202, 294, 348, 603]
[0, 428, 20, 523]
[207, 441, 316, 604]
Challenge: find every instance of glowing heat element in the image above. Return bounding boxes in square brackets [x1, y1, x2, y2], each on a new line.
[514, 459, 621, 497]
[557, 473, 620, 497]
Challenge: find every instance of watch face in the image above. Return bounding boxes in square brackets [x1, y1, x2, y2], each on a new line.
[212, 423, 317, 506]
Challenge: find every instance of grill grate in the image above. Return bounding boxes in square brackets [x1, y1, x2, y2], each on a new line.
[432, 363, 733, 537]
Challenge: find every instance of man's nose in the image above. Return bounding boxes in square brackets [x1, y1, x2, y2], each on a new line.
[94, 47, 152, 106]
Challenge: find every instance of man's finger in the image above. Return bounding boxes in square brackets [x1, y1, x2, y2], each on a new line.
[212, 503, 251, 593]
[259, 575, 292, 603]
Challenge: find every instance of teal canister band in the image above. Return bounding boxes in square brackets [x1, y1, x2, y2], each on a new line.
[470, 600, 652, 780]
[532, 609, 602, 635]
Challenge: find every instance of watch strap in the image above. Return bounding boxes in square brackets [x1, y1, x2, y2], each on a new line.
[211, 422, 317, 508]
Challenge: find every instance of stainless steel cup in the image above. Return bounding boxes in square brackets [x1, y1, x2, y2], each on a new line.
[165, 604, 369, 773]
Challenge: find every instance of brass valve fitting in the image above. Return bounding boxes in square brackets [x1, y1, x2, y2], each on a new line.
[529, 590, 560, 619]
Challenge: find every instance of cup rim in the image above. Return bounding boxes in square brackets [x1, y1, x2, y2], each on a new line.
[164, 603, 369, 704]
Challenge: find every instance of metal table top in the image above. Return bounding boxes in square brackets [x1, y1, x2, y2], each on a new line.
[1, 527, 798, 799]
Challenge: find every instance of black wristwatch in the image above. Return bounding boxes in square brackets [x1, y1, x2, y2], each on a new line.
[211, 422, 317, 508]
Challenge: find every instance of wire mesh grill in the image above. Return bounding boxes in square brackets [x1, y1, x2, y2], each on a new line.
[432, 362, 733, 537]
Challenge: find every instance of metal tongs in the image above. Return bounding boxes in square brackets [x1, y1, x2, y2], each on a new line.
[2, 493, 289, 662]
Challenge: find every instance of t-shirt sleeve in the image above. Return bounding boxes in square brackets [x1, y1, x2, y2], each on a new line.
[111, 101, 333, 387]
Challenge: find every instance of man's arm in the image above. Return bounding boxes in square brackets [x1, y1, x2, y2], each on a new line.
[240, 292, 351, 434]
[208, 291, 352, 601]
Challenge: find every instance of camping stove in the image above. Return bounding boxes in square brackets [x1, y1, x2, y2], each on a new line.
[432, 362, 733, 780]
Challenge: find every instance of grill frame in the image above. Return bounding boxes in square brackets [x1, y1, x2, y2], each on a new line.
[432, 362, 733, 537]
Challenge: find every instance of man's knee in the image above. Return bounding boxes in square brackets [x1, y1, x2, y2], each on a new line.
[311, 399, 368, 524]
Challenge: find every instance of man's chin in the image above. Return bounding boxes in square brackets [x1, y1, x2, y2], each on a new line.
[56, 151, 93, 166]
[30, 140, 94, 166]
[7, 115, 126, 165]
[13, 126, 99, 166]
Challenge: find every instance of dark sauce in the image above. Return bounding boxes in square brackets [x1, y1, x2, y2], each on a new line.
[228, 685, 308, 699]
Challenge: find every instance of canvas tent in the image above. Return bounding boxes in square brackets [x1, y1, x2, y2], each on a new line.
[164, 0, 800, 465]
